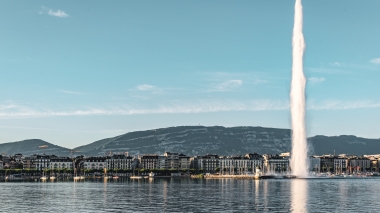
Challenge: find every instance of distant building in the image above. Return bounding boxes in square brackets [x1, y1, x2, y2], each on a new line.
[32, 154, 54, 171]
[190, 154, 220, 172]
[83, 157, 107, 170]
[179, 154, 191, 170]
[309, 157, 321, 172]
[219, 153, 264, 175]
[263, 154, 289, 173]
[106, 154, 134, 170]
[139, 154, 158, 170]
[157, 155, 167, 169]
[50, 157, 73, 170]
[164, 152, 179, 170]
[202, 154, 219, 172]
[348, 157, 371, 173]
[23, 155, 36, 169]
[333, 157, 347, 174]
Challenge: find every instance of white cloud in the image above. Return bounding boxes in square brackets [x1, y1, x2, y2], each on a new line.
[136, 84, 158, 91]
[39, 7, 69, 18]
[308, 77, 325, 84]
[0, 99, 288, 119]
[253, 79, 267, 84]
[370, 58, 380, 65]
[59, 90, 83, 95]
[211, 80, 242, 91]
[48, 9, 69, 18]
[2, 99, 380, 119]
[308, 100, 380, 110]
[330, 62, 344, 66]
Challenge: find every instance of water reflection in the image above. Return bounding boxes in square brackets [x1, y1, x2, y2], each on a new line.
[291, 179, 308, 213]
[2, 178, 380, 212]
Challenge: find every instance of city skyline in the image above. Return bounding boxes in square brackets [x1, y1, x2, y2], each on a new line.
[1, 0, 379, 148]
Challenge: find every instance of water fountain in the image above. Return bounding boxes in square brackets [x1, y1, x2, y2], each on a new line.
[290, 0, 309, 178]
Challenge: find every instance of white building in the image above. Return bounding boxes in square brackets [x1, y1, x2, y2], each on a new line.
[106, 154, 134, 170]
[219, 155, 263, 175]
[50, 157, 73, 170]
[83, 157, 107, 170]
[33, 155, 52, 171]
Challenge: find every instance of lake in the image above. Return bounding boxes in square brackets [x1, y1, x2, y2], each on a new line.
[1, 178, 379, 212]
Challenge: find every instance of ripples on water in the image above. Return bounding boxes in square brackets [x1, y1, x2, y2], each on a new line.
[1, 178, 380, 212]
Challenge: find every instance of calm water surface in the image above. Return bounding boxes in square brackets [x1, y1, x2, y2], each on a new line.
[1, 178, 379, 212]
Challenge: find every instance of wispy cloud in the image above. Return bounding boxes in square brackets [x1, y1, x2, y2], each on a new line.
[210, 80, 242, 91]
[48, 9, 69, 18]
[330, 62, 344, 66]
[136, 84, 158, 91]
[308, 100, 380, 110]
[306, 67, 346, 74]
[308, 77, 325, 84]
[1, 99, 380, 119]
[39, 7, 69, 18]
[0, 99, 288, 119]
[370, 58, 380, 65]
[59, 90, 83, 95]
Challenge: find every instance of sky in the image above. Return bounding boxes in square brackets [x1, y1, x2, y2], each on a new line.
[0, 0, 379, 148]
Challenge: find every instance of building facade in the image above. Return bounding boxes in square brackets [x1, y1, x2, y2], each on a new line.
[50, 157, 73, 170]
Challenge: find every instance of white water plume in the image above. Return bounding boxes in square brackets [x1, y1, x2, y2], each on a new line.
[290, 0, 309, 177]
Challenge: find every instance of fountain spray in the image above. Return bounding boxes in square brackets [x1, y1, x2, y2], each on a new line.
[290, 0, 309, 177]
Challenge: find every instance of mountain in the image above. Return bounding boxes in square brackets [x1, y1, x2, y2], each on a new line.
[75, 126, 380, 156]
[308, 135, 380, 156]
[0, 139, 71, 156]
[1, 126, 379, 156]
[75, 126, 293, 156]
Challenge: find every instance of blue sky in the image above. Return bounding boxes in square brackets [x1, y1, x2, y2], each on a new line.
[0, 1, 379, 148]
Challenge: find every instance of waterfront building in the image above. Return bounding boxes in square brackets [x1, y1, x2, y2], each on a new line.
[318, 155, 335, 173]
[83, 157, 107, 170]
[106, 154, 134, 170]
[219, 154, 263, 175]
[333, 157, 347, 174]
[50, 157, 73, 170]
[202, 154, 219, 172]
[190, 154, 220, 172]
[2, 155, 11, 169]
[23, 156, 36, 169]
[157, 155, 167, 169]
[310, 157, 321, 172]
[263, 154, 289, 174]
[33, 154, 53, 171]
[348, 157, 371, 173]
[179, 154, 191, 170]
[364, 155, 380, 172]
[219, 156, 247, 175]
[139, 154, 159, 170]
[164, 152, 179, 170]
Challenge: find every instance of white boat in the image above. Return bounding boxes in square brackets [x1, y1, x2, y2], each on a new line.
[79, 176, 85, 180]
[40, 176, 48, 180]
[149, 172, 155, 178]
[50, 176, 57, 180]
[254, 166, 262, 179]
[73, 176, 81, 180]
[130, 176, 143, 179]
[6, 174, 23, 181]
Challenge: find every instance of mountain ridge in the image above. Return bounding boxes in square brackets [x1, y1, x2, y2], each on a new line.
[1, 126, 379, 156]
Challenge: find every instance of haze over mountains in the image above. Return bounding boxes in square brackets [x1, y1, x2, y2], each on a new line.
[1, 126, 379, 156]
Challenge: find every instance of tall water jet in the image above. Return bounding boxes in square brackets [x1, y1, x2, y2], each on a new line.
[290, 0, 309, 177]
